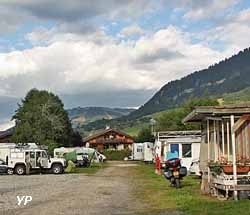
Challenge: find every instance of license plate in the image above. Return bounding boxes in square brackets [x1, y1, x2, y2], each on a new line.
[173, 171, 179, 176]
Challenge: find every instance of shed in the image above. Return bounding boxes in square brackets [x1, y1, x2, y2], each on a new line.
[183, 104, 250, 200]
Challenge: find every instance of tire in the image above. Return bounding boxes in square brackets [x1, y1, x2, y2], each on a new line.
[52, 164, 63, 174]
[175, 178, 180, 189]
[15, 165, 26, 175]
[7, 168, 14, 175]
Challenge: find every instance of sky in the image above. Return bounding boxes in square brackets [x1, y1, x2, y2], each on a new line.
[1, 0, 250, 129]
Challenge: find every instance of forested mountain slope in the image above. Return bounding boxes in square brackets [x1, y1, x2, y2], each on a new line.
[129, 48, 250, 118]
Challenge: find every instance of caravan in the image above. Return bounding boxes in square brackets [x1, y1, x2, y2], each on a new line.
[131, 142, 154, 162]
[155, 131, 201, 170]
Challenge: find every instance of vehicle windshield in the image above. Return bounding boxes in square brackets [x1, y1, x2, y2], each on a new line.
[0, 159, 5, 165]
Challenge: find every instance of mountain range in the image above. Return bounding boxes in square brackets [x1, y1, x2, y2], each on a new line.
[67, 107, 135, 128]
[129, 47, 250, 118]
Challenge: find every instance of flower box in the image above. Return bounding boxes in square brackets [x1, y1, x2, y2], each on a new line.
[222, 165, 250, 174]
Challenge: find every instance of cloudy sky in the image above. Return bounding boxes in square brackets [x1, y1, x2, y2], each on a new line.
[1, 0, 250, 128]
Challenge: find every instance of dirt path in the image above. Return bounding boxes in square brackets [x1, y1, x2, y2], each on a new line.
[0, 161, 143, 215]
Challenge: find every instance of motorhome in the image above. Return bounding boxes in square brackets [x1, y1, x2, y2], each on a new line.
[0, 143, 66, 175]
[155, 131, 201, 169]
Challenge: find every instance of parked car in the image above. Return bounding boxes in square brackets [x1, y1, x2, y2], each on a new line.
[0, 144, 66, 175]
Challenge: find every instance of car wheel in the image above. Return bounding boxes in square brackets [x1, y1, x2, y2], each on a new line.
[7, 168, 14, 175]
[15, 165, 26, 175]
[52, 164, 63, 174]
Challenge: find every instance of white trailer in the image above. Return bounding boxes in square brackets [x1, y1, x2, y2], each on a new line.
[131, 142, 154, 162]
[155, 131, 201, 169]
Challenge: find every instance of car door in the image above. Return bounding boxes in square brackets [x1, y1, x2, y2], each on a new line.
[29, 151, 36, 168]
[40, 151, 48, 168]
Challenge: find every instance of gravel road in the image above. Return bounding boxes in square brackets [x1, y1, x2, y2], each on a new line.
[0, 162, 143, 215]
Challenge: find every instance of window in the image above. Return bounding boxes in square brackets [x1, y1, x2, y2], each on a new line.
[30, 152, 35, 159]
[170, 144, 179, 155]
[42, 151, 48, 158]
[0, 159, 5, 165]
[182, 144, 192, 158]
[137, 147, 143, 153]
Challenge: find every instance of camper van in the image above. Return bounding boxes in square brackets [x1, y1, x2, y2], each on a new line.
[155, 131, 201, 169]
[131, 142, 154, 162]
[0, 143, 66, 175]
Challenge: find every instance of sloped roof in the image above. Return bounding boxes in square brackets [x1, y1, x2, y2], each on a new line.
[0, 127, 14, 139]
[83, 128, 134, 143]
[183, 104, 250, 123]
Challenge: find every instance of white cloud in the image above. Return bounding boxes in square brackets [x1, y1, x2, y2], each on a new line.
[119, 24, 144, 37]
[197, 8, 250, 53]
[182, 0, 237, 20]
[0, 26, 226, 100]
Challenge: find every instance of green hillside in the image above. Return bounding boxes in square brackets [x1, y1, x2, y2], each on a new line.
[128, 47, 250, 119]
[221, 87, 250, 104]
[67, 107, 134, 128]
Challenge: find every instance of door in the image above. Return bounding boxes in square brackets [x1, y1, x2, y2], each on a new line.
[40, 151, 49, 168]
[29, 151, 36, 168]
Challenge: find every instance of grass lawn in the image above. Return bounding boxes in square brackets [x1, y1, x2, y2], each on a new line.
[123, 125, 144, 137]
[133, 163, 250, 215]
[70, 162, 108, 174]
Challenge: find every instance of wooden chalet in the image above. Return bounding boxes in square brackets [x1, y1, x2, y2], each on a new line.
[83, 128, 134, 151]
[183, 104, 250, 200]
[0, 127, 14, 143]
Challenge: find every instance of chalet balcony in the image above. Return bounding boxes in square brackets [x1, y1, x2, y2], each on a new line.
[94, 138, 132, 144]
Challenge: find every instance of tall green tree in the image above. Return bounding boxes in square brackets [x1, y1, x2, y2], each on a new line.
[12, 89, 74, 152]
[136, 127, 155, 143]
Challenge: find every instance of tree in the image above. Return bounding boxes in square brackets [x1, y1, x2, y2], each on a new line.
[71, 131, 83, 147]
[12, 89, 74, 152]
[136, 127, 155, 143]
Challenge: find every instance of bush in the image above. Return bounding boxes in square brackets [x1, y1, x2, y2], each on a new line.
[64, 160, 76, 173]
[101, 149, 131, 160]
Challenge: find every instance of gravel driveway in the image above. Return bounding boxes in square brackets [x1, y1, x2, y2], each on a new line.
[0, 161, 142, 215]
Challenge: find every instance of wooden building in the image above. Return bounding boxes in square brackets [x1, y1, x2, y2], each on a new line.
[183, 104, 250, 200]
[83, 128, 134, 151]
[0, 127, 14, 143]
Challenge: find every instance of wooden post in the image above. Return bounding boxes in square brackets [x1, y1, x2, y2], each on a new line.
[207, 120, 210, 183]
[231, 115, 238, 200]
[214, 120, 217, 161]
[227, 122, 230, 161]
[217, 121, 221, 158]
[222, 122, 225, 156]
